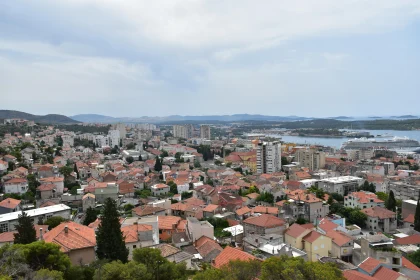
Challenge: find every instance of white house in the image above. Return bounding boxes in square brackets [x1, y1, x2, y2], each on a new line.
[150, 184, 170, 196]
[0, 160, 7, 174]
[39, 177, 65, 194]
[3, 178, 28, 194]
[344, 191, 385, 209]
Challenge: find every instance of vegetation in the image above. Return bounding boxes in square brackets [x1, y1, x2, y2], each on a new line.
[95, 198, 128, 263]
[385, 190, 397, 212]
[45, 216, 66, 230]
[13, 211, 37, 245]
[407, 250, 420, 269]
[414, 195, 420, 232]
[205, 218, 232, 238]
[376, 192, 388, 202]
[83, 207, 99, 226]
[256, 192, 274, 204]
[126, 156, 134, 164]
[154, 156, 162, 172]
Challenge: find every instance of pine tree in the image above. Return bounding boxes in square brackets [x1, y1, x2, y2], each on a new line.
[96, 198, 128, 263]
[83, 207, 98, 226]
[154, 156, 162, 172]
[386, 190, 397, 212]
[414, 192, 420, 231]
[14, 211, 37, 244]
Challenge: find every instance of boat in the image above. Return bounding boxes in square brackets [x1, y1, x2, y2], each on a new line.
[375, 133, 393, 138]
[341, 136, 420, 151]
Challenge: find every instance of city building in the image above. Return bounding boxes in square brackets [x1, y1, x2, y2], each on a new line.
[173, 125, 193, 139]
[256, 141, 282, 174]
[361, 207, 397, 233]
[344, 191, 385, 209]
[317, 176, 364, 196]
[200, 125, 211, 139]
[294, 148, 326, 171]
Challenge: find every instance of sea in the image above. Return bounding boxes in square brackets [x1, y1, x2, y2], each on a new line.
[269, 130, 420, 149]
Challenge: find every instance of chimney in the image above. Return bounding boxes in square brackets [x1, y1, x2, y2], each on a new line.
[266, 207, 268, 214]
[39, 228, 43, 241]
[64, 225, 68, 234]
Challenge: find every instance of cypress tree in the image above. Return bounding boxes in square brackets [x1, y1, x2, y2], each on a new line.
[83, 207, 98, 226]
[14, 211, 37, 244]
[154, 156, 162, 172]
[386, 190, 397, 212]
[96, 198, 128, 263]
[414, 191, 420, 231]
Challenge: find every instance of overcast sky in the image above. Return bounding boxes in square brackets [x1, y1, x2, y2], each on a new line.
[1, 1, 420, 118]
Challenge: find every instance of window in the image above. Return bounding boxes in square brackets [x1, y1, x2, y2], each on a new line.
[321, 244, 325, 249]
[0, 223, 8, 232]
[133, 245, 137, 249]
[314, 246, 318, 251]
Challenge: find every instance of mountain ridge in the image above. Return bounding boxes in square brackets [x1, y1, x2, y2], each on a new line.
[0, 110, 80, 124]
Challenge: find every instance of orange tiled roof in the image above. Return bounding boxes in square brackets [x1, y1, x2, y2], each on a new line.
[394, 234, 420, 245]
[402, 256, 420, 272]
[343, 270, 375, 280]
[43, 221, 96, 252]
[243, 214, 285, 228]
[158, 216, 181, 230]
[133, 205, 166, 217]
[346, 192, 383, 204]
[318, 218, 339, 233]
[302, 231, 322, 243]
[253, 206, 278, 215]
[213, 246, 257, 268]
[358, 257, 381, 274]
[4, 178, 27, 184]
[0, 198, 21, 209]
[39, 177, 64, 183]
[372, 266, 402, 280]
[121, 224, 153, 243]
[361, 207, 395, 219]
[202, 204, 219, 212]
[403, 214, 414, 224]
[326, 230, 352, 247]
[285, 223, 309, 238]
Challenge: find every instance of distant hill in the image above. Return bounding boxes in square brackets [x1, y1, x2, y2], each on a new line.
[328, 116, 353, 120]
[391, 115, 418, 119]
[0, 110, 80, 124]
[70, 113, 314, 123]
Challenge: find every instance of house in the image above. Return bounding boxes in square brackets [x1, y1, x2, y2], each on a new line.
[0, 160, 8, 174]
[361, 206, 397, 233]
[121, 224, 155, 260]
[403, 214, 414, 228]
[39, 177, 64, 194]
[302, 230, 331, 262]
[217, 192, 243, 212]
[94, 183, 119, 203]
[0, 198, 22, 214]
[101, 171, 117, 182]
[194, 236, 223, 263]
[3, 178, 28, 194]
[243, 214, 287, 237]
[354, 256, 410, 280]
[82, 193, 95, 212]
[235, 206, 252, 221]
[344, 191, 384, 209]
[158, 216, 182, 241]
[43, 221, 96, 265]
[213, 246, 257, 268]
[117, 180, 135, 196]
[37, 165, 55, 178]
[282, 189, 329, 223]
[151, 184, 170, 196]
[325, 230, 354, 262]
[36, 183, 57, 200]
[285, 224, 319, 259]
[394, 235, 420, 246]
[155, 243, 194, 269]
[186, 217, 214, 242]
[132, 205, 166, 217]
[253, 206, 279, 216]
[202, 204, 220, 218]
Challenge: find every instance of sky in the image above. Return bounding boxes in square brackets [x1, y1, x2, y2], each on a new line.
[1, 0, 420, 118]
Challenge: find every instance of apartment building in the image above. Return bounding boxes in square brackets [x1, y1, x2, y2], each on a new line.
[256, 141, 281, 174]
[389, 182, 420, 201]
[200, 125, 211, 139]
[173, 125, 193, 139]
[294, 148, 326, 171]
[344, 191, 385, 209]
[317, 176, 364, 196]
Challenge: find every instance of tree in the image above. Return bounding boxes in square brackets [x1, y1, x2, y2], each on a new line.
[126, 156, 134, 164]
[14, 211, 37, 245]
[19, 241, 71, 272]
[194, 160, 201, 168]
[37, 216, 44, 225]
[348, 210, 368, 228]
[126, 143, 136, 150]
[93, 261, 151, 280]
[181, 192, 193, 200]
[296, 217, 308, 225]
[167, 181, 178, 194]
[385, 190, 397, 212]
[161, 150, 169, 157]
[256, 192, 274, 204]
[327, 196, 334, 205]
[59, 166, 73, 178]
[154, 156, 162, 172]
[414, 193, 420, 232]
[138, 154, 143, 161]
[45, 216, 66, 230]
[96, 198, 128, 263]
[376, 192, 388, 202]
[0, 244, 33, 278]
[281, 156, 288, 166]
[83, 207, 98, 226]
[407, 249, 420, 268]
[34, 269, 64, 280]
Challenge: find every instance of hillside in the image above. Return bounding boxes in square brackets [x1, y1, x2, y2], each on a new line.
[0, 110, 80, 124]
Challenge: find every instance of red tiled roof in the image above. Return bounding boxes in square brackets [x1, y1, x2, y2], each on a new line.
[346, 192, 383, 204]
[359, 257, 381, 274]
[121, 224, 153, 243]
[302, 231, 322, 243]
[253, 206, 278, 215]
[213, 246, 257, 268]
[39, 200, 57, 208]
[0, 198, 21, 209]
[0, 231, 15, 243]
[403, 214, 414, 224]
[4, 178, 27, 184]
[402, 256, 420, 272]
[43, 221, 96, 252]
[372, 266, 402, 280]
[326, 230, 352, 247]
[133, 205, 166, 217]
[202, 204, 219, 212]
[361, 207, 395, 219]
[37, 183, 56, 191]
[300, 223, 315, 230]
[235, 206, 251, 216]
[39, 177, 64, 183]
[394, 234, 420, 245]
[285, 224, 310, 238]
[343, 270, 376, 280]
[243, 214, 285, 228]
[318, 218, 339, 233]
[158, 216, 181, 230]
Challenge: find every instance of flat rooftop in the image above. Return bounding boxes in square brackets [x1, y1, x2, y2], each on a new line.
[0, 204, 71, 223]
[320, 176, 362, 184]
